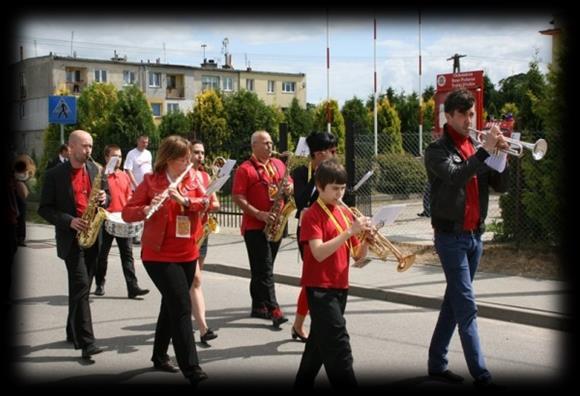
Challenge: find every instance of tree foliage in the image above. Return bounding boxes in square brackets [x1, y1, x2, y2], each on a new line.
[283, 97, 314, 145]
[313, 100, 346, 152]
[342, 96, 371, 136]
[190, 90, 230, 157]
[375, 97, 402, 154]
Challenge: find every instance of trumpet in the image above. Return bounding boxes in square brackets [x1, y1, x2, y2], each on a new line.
[469, 128, 548, 160]
[338, 200, 415, 272]
[145, 163, 194, 220]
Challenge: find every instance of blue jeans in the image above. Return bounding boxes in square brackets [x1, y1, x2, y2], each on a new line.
[428, 231, 491, 382]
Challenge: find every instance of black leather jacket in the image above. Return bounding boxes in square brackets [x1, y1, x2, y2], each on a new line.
[424, 127, 510, 233]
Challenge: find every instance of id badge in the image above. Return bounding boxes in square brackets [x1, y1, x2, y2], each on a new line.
[175, 215, 191, 238]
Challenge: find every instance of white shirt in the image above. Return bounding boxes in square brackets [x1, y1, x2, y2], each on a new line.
[124, 147, 152, 187]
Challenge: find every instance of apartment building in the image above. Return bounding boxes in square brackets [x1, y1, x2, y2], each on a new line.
[11, 53, 306, 156]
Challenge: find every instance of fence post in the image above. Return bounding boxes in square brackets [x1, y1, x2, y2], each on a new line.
[343, 119, 356, 207]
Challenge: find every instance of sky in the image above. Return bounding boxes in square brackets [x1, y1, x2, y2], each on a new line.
[14, 10, 557, 107]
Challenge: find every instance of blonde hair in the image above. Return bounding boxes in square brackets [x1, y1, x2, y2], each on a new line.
[154, 135, 191, 173]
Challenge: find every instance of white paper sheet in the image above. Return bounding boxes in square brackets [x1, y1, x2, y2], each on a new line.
[353, 170, 374, 192]
[218, 159, 237, 178]
[295, 136, 310, 157]
[371, 204, 405, 228]
[484, 151, 507, 172]
[205, 174, 231, 196]
[105, 156, 120, 175]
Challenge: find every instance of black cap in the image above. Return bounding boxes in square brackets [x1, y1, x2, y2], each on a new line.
[306, 131, 337, 154]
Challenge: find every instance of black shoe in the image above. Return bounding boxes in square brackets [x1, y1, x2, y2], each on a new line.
[272, 315, 289, 328]
[153, 360, 179, 373]
[95, 285, 105, 296]
[128, 287, 150, 299]
[473, 378, 505, 390]
[291, 326, 308, 342]
[200, 328, 218, 343]
[81, 344, 104, 359]
[428, 369, 465, 383]
[188, 365, 208, 386]
[250, 308, 272, 319]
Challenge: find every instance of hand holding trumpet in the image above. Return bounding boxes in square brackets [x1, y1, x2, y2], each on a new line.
[481, 125, 509, 154]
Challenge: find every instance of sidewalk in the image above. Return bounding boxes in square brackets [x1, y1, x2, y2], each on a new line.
[22, 223, 572, 332]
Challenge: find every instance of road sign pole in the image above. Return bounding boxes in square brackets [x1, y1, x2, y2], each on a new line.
[60, 124, 64, 144]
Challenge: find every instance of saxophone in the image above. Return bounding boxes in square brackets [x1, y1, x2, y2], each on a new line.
[264, 152, 296, 242]
[77, 157, 108, 249]
[195, 157, 225, 248]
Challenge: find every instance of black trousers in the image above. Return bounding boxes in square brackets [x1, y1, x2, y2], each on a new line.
[95, 230, 137, 292]
[243, 230, 281, 312]
[294, 287, 357, 389]
[64, 242, 98, 349]
[143, 260, 199, 378]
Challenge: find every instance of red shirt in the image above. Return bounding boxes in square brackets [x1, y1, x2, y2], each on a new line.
[232, 156, 291, 235]
[122, 171, 205, 263]
[299, 200, 360, 289]
[106, 170, 132, 212]
[448, 125, 480, 230]
[71, 166, 91, 217]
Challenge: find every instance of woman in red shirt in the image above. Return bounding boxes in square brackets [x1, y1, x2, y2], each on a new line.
[122, 135, 208, 386]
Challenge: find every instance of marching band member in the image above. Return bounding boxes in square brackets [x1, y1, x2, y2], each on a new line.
[290, 131, 338, 342]
[122, 135, 208, 386]
[94, 144, 149, 299]
[232, 130, 293, 328]
[294, 158, 371, 390]
[189, 139, 219, 344]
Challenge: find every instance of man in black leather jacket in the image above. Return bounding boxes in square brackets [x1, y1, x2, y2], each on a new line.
[424, 88, 509, 388]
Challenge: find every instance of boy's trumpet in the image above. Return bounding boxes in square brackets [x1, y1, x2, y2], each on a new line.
[469, 128, 548, 160]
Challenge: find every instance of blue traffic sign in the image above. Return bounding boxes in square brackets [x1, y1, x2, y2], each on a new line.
[49, 95, 77, 124]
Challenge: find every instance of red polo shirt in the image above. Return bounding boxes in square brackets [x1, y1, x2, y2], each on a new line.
[299, 201, 360, 289]
[232, 156, 291, 235]
[447, 125, 480, 231]
[71, 166, 91, 217]
[107, 170, 132, 212]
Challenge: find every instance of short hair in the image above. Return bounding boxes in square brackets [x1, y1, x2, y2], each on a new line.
[104, 144, 121, 158]
[59, 144, 69, 154]
[191, 139, 204, 146]
[315, 158, 347, 190]
[444, 88, 475, 115]
[306, 131, 337, 158]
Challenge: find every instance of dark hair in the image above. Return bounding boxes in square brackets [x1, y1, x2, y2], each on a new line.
[306, 131, 337, 158]
[191, 139, 204, 146]
[58, 143, 69, 153]
[315, 158, 347, 190]
[104, 144, 121, 158]
[444, 88, 475, 115]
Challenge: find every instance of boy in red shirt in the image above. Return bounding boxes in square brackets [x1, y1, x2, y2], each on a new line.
[294, 158, 372, 390]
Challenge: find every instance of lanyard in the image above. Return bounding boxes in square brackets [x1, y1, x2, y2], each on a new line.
[316, 197, 354, 257]
[251, 154, 277, 183]
[307, 161, 313, 182]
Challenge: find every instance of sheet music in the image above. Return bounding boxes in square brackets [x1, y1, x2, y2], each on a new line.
[371, 204, 405, 228]
[218, 159, 236, 178]
[205, 174, 231, 196]
[353, 170, 374, 192]
[484, 151, 507, 172]
[105, 156, 120, 175]
[294, 137, 310, 157]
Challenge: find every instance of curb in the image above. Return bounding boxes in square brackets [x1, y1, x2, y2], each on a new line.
[204, 263, 571, 332]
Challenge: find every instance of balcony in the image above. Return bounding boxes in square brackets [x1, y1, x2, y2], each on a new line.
[166, 87, 184, 99]
[65, 80, 86, 95]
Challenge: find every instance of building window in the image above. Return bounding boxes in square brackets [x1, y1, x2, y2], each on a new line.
[267, 80, 275, 94]
[67, 70, 81, 82]
[223, 77, 233, 91]
[94, 69, 107, 83]
[167, 103, 179, 113]
[246, 79, 254, 91]
[282, 81, 296, 93]
[123, 71, 136, 85]
[149, 72, 161, 88]
[151, 103, 162, 117]
[167, 75, 177, 89]
[201, 75, 220, 91]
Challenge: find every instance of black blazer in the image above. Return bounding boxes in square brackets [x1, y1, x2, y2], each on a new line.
[291, 164, 318, 220]
[38, 161, 110, 259]
[46, 156, 65, 170]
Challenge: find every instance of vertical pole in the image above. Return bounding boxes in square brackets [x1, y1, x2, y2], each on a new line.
[373, 17, 378, 157]
[60, 124, 64, 145]
[418, 9, 423, 156]
[326, 10, 331, 134]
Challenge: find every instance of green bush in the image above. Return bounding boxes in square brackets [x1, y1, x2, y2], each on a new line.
[374, 153, 427, 195]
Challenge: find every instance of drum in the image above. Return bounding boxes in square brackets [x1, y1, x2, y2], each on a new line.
[104, 212, 144, 238]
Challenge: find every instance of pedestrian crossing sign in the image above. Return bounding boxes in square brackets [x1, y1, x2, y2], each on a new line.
[49, 95, 77, 124]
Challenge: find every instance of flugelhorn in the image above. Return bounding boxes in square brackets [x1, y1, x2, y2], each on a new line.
[145, 163, 194, 220]
[469, 128, 548, 160]
[338, 200, 415, 272]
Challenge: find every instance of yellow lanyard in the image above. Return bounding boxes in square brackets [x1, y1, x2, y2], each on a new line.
[307, 161, 313, 182]
[316, 197, 354, 257]
[251, 154, 277, 181]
